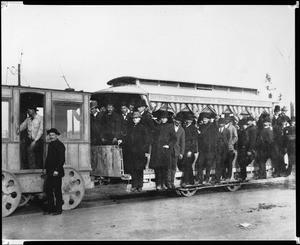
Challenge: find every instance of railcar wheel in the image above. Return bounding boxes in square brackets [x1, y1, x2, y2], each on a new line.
[225, 185, 241, 192]
[180, 189, 197, 197]
[2, 170, 22, 217]
[62, 166, 85, 211]
[18, 194, 32, 207]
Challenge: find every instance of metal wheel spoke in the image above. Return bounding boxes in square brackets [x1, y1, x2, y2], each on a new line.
[2, 170, 22, 217]
[18, 194, 32, 207]
[62, 166, 85, 211]
[225, 185, 241, 192]
[180, 189, 197, 197]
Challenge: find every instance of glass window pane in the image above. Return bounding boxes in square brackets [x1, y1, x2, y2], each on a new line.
[54, 103, 82, 140]
[2, 101, 9, 139]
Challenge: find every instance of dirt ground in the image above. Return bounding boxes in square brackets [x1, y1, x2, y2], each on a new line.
[2, 175, 297, 241]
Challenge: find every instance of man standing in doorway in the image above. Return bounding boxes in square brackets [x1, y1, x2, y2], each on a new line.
[17, 104, 43, 169]
[119, 101, 133, 174]
[43, 128, 66, 215]
[100, 101, 122, 145]
[90, 100, 104, 146]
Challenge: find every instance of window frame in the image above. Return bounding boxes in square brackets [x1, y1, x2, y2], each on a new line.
[52, 101, 83, 142]
[2, 99, 11, 142]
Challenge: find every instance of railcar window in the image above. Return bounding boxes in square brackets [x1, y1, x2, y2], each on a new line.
[2, 101, 9, 139]
[54, 103, 82, 140]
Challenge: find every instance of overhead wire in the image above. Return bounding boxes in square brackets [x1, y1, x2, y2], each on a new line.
[53, 50, 71, 89]
[6, 50, 31, 87]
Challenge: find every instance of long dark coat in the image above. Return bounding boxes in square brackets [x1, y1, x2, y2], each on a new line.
[256, 127, 276, 157]
[100, 111, 122, 143]
[198, 122, 218, 153]
[183, 124, 198, 154]
[245, 124, 257, 152]
[172, 125, 185, 157]
[140, 111, 155, 137]
[120, 112, 133, 140]
[149, 123, 177, 169]
[273, 123, 285, 155]
[283, 125, 296, 154]
[125, 122, 151, 171]
[45, 139, 66, 177]
[90, 111, 104, 145]
[217, 127, 230, 153]
[272, 115, 281, 127]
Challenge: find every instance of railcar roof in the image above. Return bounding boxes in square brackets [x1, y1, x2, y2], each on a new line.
[94, 83, 272, 104]
[106, 76, 259, 92]
[1, 85, 92, 94]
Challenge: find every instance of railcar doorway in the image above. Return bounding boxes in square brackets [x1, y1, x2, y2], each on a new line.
[19, 92, 45, 170]
[90, 93, 142, 114]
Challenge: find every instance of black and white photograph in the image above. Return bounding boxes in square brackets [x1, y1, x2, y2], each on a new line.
[1, 2, 297, 242]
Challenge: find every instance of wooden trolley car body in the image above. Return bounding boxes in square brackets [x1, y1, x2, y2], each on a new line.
[2, 77, 277, 216]
[2, 85, 93, 217]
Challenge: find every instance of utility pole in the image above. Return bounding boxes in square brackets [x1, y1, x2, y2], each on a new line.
[18, 63, 21, 86]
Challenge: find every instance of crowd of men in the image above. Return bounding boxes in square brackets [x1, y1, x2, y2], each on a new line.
[90, 100, 296, 192]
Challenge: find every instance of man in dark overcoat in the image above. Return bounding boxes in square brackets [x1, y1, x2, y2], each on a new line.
[196, 112, 218, 185]
[166, 114, 185, 189]
[125, 112, 151, 192]
[119, 101, 133, 174]
[43, 128, 66, 215]
[280, 106, 291, 124]
[272, 115, 288, 176]
[223, 115, 238, 180]
[283, 116, 296, 176]
[237, 117, 257, 180]
[90, 100, 104, 146]
[272, 105, 281, 127]
[215, 117, 230, 183]
[181, 113, 199, 187]
[149, 111, 177, 190]
[100, 102, 122, 145]
[136, 99, 155, 140]
[255, 117, 276, 179]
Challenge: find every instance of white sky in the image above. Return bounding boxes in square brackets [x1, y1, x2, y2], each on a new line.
[1, 3, 296, 107]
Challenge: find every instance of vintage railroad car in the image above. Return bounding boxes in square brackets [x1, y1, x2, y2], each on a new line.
[2, 76, 277, 217]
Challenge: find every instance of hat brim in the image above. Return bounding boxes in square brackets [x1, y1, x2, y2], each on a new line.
[47, 130, 60, 135]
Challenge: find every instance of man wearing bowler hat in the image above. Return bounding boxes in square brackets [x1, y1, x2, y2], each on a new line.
[149, 110, 177, 190]
[165, 113, 185, 189]
[17, 104, 43, 169]
[43, 128, 66, 215]
[223, 114, 238, 180]
[283, 116, 296, 176]
[100, 101, 122, 145]
[119, 101, 134, 174]
[272, 105, 281, 127]
[136, 98, 155, 137]
[181, 113, 199, 187]
[124, 112, 151, 192]
[238, 116, 257, 181]
[196, 112, 218, 185]
[90, 100, 104, 146]
[215, 117, 231, 184]
[280, 106, 290, 120]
